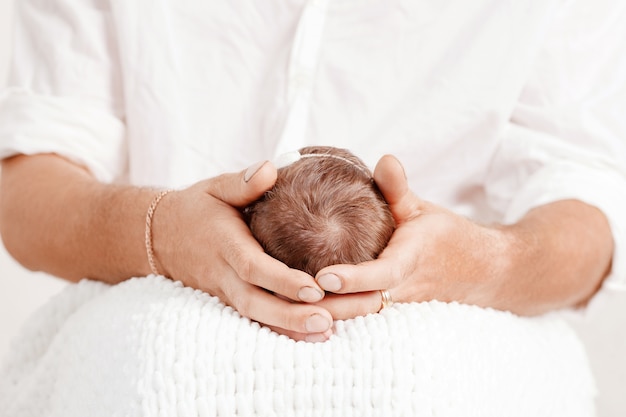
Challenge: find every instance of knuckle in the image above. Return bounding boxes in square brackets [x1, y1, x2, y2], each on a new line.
[206, 174, 229, 199]
[238, 300, 252, 319]
[230, 289, 253, 318]
[279, 308, 298, 331]
[224, 241, 254, 283]
[390, 261, 410, 287]
[274, 303, 307, 333]
[237, 255, 254, 284]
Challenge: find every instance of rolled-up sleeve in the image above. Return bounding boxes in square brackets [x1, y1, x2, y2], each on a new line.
[485, 0, 626, 291]
[0, 0, 126, 183]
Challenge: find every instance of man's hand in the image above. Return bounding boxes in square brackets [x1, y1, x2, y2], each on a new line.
[0, 155, 333, 342]
[151, 161, 333, 342]
[313, 155, 613, 319]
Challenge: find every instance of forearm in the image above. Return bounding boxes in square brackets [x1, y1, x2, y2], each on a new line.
[0, 154, 154, 283]
[500, 199, 613, 315]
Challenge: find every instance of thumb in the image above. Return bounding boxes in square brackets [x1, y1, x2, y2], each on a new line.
[373, 154, 423, 223]
[205, 160, 278, 207]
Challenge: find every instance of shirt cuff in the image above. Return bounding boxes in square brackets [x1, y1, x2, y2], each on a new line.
[0, 88, 126, 183]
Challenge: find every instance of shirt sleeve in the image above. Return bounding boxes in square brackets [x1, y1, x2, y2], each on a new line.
[0, 0, 126, 183]
[484, 0, 626, 292]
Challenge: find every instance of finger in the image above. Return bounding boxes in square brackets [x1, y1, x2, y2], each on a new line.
[316, 258, 401, 295]
[266, 325, 333, 343]
[248, 252, 326, 302]
[314, 291, 383, 321]
[315, 224, 419, 294]
[203, 160, 278, 208]
[217, 219, 325, 302]
[373, 154, 424, 223]
[223, 280, 333, 335]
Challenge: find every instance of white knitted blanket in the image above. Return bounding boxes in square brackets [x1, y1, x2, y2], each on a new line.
[0, 276, 595, 416]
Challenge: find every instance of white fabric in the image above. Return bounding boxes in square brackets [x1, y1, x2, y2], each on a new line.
[0, 276, 596, 417]
[1, 0, 625, 288]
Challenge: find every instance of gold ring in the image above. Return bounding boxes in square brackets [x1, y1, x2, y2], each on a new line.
[379, 289, 393, 311]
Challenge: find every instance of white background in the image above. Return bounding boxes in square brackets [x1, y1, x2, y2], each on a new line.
[0, 0, 624, 414]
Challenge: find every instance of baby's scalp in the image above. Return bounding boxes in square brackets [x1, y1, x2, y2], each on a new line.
[245, 146, 395, 276]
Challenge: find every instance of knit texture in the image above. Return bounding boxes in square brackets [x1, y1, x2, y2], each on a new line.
[0, 276, 596, 416]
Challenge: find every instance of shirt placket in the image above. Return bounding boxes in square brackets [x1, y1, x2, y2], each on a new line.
[274, 0, 330, 157]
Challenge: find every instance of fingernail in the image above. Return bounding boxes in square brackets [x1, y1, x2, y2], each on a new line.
[297, 286, 324, 303]
[316, 273, 342, 292]
[244, 160, 267, 182]
[305, 314, 331, 333]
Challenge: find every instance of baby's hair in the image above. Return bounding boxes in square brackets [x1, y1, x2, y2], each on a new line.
[244, 146, 395, 277]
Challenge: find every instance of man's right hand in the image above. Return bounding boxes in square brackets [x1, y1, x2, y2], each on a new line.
[152, 161, 333, 342]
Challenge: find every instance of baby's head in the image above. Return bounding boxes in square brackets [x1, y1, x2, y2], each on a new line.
[244, 146, 395, 277]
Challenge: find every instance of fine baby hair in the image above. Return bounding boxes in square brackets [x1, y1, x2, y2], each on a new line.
[244, 146, 395, 277]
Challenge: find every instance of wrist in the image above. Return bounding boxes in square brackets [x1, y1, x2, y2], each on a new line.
[147, 189, 181, 280]
[88, 184, 158, 281]
[145, 189, 175, 277]
[479, 222, 538, 314]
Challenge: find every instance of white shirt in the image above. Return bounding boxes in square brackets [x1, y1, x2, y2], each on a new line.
[1, 0, 626, 290]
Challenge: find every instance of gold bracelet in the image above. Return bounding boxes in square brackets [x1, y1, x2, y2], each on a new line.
[145, 189, 174, 276]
